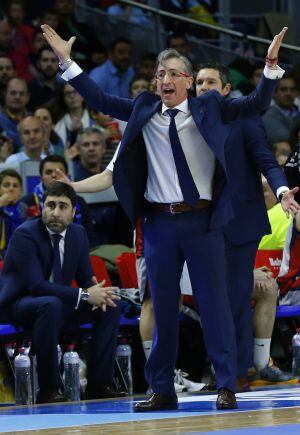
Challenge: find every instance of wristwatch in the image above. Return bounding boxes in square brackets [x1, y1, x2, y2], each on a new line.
[58, 58, 73, 71]
[80, 288, 90, 301]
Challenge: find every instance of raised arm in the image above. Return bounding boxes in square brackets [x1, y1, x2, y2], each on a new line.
[41, 24, 75, 64]
[41, 24, 133, 121]
[220, 27, 288, 122]
[265, 26, 288, 69]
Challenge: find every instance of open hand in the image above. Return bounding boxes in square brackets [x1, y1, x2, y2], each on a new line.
[280, 187, 300, 217]
[41, 24, 76, 63]
[267, 26, 288, 65]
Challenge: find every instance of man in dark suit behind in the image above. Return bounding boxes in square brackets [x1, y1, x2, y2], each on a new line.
[196, 64, 298, 385]
[0, 182, 124, 403]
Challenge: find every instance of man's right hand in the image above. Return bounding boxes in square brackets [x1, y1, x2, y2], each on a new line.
[87, 280, 121, 310]
[41, 24, 76, 64]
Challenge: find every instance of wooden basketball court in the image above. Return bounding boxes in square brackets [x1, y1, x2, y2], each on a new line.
[1, 387, 300, 434]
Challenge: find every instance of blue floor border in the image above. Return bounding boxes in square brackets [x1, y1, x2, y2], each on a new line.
[1, 388, 300, 433]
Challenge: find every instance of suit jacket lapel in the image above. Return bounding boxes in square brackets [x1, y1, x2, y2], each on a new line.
[39, 221, 53, 279]
[189, 96, 229, 167]
[188, 96, 205, 132]
[118, 99, 162, 157]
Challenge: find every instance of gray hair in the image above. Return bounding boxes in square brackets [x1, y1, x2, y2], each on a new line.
[78, 126, 105, 145]
[156, 49, 193, 76]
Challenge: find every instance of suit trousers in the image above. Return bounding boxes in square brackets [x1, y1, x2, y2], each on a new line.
[10, 295, 121, 389]
[142, 207, 237, 393]
[225, 239, 260, 377]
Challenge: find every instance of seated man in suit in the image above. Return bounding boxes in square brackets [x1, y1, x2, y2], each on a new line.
[0, 181, 124, 403]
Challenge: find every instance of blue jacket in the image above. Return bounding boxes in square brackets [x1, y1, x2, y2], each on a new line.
[224, 116, 287, 245]
[69, 71, 278, 229]
[0, 217, 94, 308]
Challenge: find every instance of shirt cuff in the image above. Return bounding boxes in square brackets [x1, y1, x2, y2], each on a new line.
[276, 186, 289, 199]
[263, 65, 285, 79]
[62, 62, 83, 81]
[75, 288, 82, 309]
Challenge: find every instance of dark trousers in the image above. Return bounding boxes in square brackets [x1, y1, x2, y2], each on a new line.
[225, 239, 260, 377]
[10, 296, 121, 389]
[142, 208, 237, 393]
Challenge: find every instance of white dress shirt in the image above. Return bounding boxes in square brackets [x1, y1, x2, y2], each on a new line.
[107, 102, 215, 202]
[143, 100, 215, 202]
[63, 63, 288, 200]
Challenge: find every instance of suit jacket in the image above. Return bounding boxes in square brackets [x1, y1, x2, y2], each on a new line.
[69, 71, 278, 229]
[224, 116, 287, 245]
[0, 217, 94, 308]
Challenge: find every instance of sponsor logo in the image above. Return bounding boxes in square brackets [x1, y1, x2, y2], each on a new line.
[269, 257, 282, 267]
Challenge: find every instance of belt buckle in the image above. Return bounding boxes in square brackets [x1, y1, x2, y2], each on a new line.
[169, 202, 181, 214]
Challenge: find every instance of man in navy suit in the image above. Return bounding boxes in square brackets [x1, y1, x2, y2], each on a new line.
[0, 182, 123, 403]
[41, 24, 295, 410]
[196, 63, 298, 385]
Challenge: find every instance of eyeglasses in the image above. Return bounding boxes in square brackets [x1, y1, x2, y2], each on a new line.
[155, 69, 190, 81]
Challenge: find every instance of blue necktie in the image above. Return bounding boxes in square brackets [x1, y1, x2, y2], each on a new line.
[166, 109, 200, 206]
[52, 234, 62, 284]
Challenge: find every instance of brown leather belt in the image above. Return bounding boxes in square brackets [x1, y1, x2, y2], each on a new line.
[147, 199, 211, 215]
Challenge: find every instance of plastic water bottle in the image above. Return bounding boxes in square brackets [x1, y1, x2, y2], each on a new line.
[116, 341, 133, 395]
[63, 344, 80, 401]
[292, 328, 300, 377]
[22, 341, 39, 403]
[31, 354, 39, 404]
[14, 347, 32, 405]
[5, 342, 16, 360]
[23, 341, 31, 356]
[57, 345, 62, 366]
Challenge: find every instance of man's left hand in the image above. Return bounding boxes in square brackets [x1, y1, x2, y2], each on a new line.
[280, 187, 300, 217]
[266, 26, 288, 67]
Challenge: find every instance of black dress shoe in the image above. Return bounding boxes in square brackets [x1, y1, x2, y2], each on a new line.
[134, 393, 178, 412]
[216, 388, 237, 410]
[37, 388, 66, 404]
[85, 383, 127, 400]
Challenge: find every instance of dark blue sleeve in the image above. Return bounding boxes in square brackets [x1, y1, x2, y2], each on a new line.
[69, 71, 134, 122]
[8, 229, 79, 307]
[244, 117, 288, 193]
[74, 227, 94, 289]
[220, 75, 279, 122]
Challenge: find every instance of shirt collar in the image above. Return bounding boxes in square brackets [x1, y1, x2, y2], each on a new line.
[46, 227, 67, 240]
[161, 99, 189, 115]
